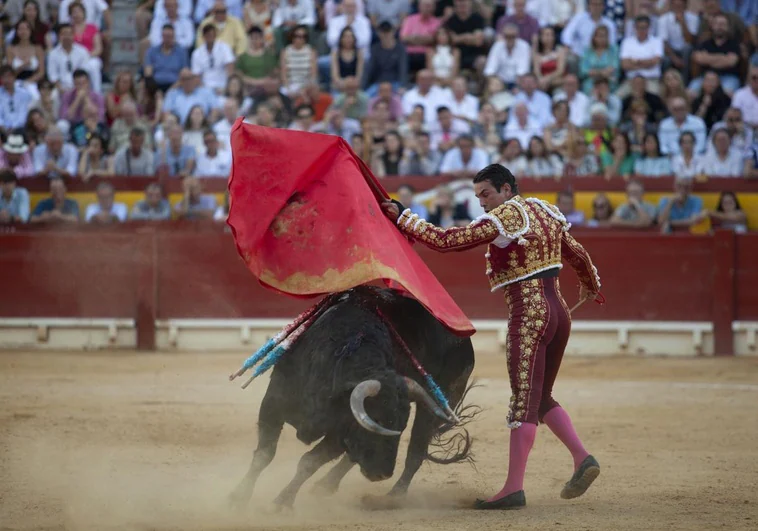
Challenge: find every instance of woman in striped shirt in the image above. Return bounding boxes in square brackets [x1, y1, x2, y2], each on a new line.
[280, 24, 316, 96]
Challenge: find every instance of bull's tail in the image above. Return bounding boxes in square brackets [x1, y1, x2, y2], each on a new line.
[426, 380, 482, 467]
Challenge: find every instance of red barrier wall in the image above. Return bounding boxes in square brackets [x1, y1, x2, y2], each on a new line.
[736, 233, 758, 321]
[1, 225, 755, 354]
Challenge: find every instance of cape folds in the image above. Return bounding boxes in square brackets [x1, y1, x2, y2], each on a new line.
[226, 118, 475, 336]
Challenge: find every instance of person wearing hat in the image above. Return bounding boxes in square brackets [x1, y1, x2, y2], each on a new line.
[0, 134, 35, 178]
[0, 169, 30, 224]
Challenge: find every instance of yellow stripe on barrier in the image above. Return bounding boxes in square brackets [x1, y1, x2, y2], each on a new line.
[29, 193, 229, 220]
[392, 191, 758, 232]
[29, 191, 758, 230]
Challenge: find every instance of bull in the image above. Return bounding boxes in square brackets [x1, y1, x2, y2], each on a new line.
[229, 285, 477, 509]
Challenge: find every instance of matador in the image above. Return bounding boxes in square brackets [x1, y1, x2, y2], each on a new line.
[382, 164, 603, 510]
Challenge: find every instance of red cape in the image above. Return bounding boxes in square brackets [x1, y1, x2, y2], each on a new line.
[226, 119, 475, 337]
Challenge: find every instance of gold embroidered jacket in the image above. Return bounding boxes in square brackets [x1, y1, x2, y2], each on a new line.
[396, 195, 602, 293]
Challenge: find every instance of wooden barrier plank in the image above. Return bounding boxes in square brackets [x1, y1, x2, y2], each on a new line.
[0, 225, 754, 357]
[712, 230, 736, 355]
[136, 229, 157, 350]
[735, 233, 758, 321]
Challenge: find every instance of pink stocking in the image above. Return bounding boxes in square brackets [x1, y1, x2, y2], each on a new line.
[486, 422, 537, 502]
[542, 407, 590, 470]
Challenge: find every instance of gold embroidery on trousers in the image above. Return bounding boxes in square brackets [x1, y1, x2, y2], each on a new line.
[506, 279, 549, 427]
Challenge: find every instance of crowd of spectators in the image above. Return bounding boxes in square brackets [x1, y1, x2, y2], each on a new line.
[0, 0, 756, 231]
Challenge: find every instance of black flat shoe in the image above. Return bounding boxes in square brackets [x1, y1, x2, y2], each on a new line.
[561, 455, 600, 499]
[473, 490, 526, 510]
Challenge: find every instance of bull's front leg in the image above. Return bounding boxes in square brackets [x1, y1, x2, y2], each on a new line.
[387, 410, 437, 497]
[273, 435, 344, 509]
[311, 454, 355, 496]
[229, 395, 284, 509]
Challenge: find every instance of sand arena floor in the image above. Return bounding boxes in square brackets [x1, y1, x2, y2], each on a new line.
[1, 351, 757, 531]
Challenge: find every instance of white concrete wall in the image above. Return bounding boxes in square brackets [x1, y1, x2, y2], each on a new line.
[1, 318, 753, 356]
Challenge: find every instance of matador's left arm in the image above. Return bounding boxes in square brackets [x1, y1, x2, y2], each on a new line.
[561, 231, 602, 295]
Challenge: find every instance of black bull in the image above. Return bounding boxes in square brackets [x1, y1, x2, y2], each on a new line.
[229, 286, 478, 508]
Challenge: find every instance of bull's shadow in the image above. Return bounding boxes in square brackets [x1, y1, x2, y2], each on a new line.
[229, 286, 479, 510]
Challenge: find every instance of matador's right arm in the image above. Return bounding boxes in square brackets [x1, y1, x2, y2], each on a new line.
[395, 208, 501, 252]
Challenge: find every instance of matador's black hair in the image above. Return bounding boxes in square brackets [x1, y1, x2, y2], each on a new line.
[473, 164, 519, 195]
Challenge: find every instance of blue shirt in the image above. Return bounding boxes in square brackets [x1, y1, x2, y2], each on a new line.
[657, 195, 703, 222]
[163, 85, 220, 123]
[32, 197, 80, 219]
[0, 85, 33, 130]
[0, 186, 30, 222]
[410, 203, 429, 218]
[154, 144, 196, 176]
[145, 44, 189, 86]
[658, 115, 708, 156]
[720, 0, 757, 25]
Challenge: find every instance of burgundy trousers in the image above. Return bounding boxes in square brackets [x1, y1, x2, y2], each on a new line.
[503, 276, 572, 427]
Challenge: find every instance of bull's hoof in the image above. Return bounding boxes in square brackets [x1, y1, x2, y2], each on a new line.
[310, 479, 340, 497]
[272, 495, 295, 512]
[228, 487, 252, 511]
[361, 494, 406, 511]
[387, 485, 409, 497]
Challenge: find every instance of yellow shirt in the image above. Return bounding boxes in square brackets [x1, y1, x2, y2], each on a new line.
[196, 16, 248, 56]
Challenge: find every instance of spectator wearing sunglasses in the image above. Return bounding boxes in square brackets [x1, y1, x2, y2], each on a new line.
[47, 23, 95, 92]
[0, 66, 33, 133]
[191, 24, 236, 93]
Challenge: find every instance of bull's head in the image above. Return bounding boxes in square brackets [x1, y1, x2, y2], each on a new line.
[344, 375, 452, 481]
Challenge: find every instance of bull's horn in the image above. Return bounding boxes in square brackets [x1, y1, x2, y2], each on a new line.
[349, 380, 402, 437]
[404, 377, 453, 423]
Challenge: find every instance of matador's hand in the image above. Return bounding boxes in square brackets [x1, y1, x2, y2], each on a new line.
[381, 201, 400, 222]
[579, 285, 599, 304]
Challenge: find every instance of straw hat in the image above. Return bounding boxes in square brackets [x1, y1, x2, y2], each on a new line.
[2, 134, 29, 154]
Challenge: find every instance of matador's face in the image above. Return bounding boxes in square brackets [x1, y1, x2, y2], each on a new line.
[475, 180, 510, 213]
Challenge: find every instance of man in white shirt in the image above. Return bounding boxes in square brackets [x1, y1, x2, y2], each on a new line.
[326, 0, 372, 54]
[438, 134, 490, 177]
[707, 107, 753, 158]
[483, 24, 531, 90]
[272, 0, 317, 52]
[429, 106, 471, 152]
[401, 69, 453, 125]
[731, 65, 758, 130]
[213, 98, 240, 151]
[512, 72, 553, 127]
[47, 24, 100, 92]
[147, 0, 196, 50]
[658, 97, 707, 155]
[85, 182, 128, 224]
[696, 129, 746, 177]
[657, 0, 698, 83]
[447, 76, 479, 126]
[195, 130, 232, 177]
[319, 0, 372, 88]
[552, 74, 589, 128]
[191, 24, 236, 93]
[503, 102, 543, 150]
[0, 67, 33, 133]
[619, 15, 663, 98]
[153, 0, 194, 21]
[561, 0, 616, 57]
